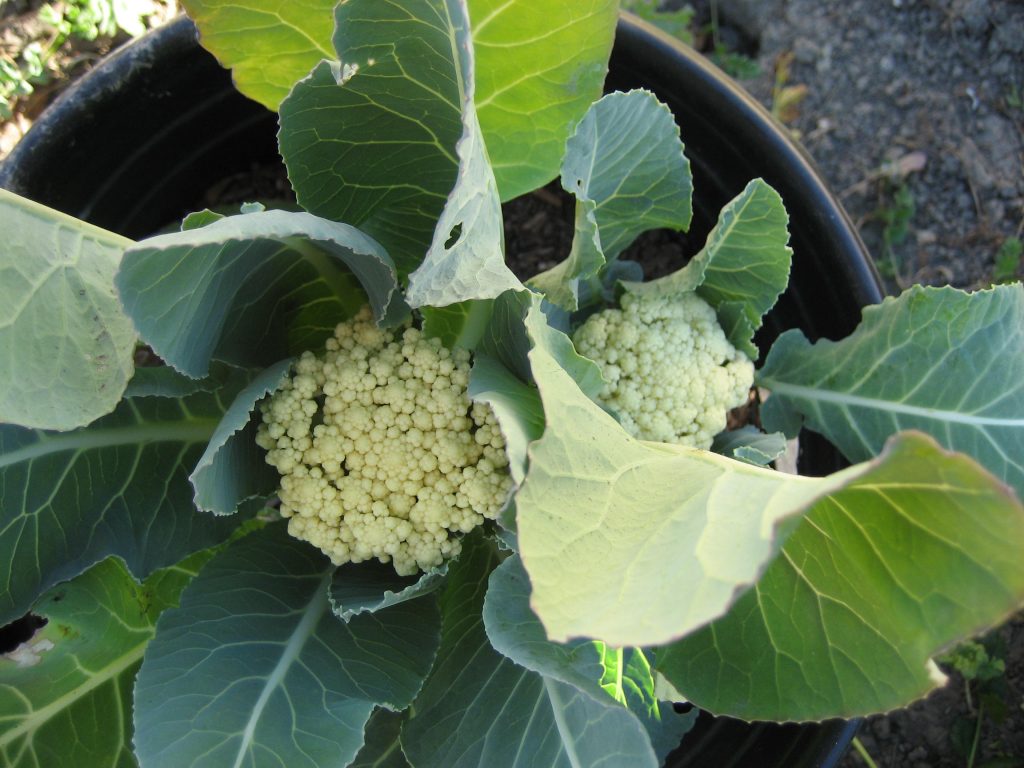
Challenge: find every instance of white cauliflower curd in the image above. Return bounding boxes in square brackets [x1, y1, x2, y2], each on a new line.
[256, 306, 512, 575]
[573, 291, 754, 448]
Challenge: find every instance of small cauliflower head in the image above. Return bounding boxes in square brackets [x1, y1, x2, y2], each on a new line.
[256, 306, 512, 575]
[573, 291, 754, 448]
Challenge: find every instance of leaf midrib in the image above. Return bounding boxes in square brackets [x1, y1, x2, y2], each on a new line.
[761, 380, 1024, 427]
[0, 636, 147, 750]
[0, 421, 221, 470]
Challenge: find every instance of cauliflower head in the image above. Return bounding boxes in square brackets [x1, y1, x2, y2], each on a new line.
[256, 306, 512, 575]
[573, 291, 754, 448]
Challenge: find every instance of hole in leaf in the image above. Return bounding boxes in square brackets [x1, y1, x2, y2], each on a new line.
[444, 223, 463, 249]
[0, 614, 48, 654]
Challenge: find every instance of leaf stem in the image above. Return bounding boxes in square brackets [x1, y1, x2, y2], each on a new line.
[851, 736, 880, 768]
[967, 703, 983, 768]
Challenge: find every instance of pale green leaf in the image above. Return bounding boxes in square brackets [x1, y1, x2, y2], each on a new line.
[189, 358, 293, 515]
[116, 209, 405, 378]
[624, 179, 791, 358]
[530, 91, 693, 310]
[759, 284, 1024, 499]
[0, 369, 249, 626]
[657, 433, 1024, 720]
[405, 94, 522, 307]
[0, 189, 135, 431]
[518, 299, 880, 647]
[329, 560, 448, 622]
[483, 556, 695, 762]
[179, 0, 335, 110]
[133, 524, 441, 768]
[0, 551, 215, 768]
[403, 537, 661, 768]
[472, 0, 619, 200]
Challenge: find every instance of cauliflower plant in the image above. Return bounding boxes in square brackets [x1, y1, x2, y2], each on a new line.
[256, 306, 512, 575]
[573, 291, 754, 448]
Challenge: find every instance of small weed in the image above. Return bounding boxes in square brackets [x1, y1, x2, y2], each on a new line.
[937, 636, 1022, 768]
[1, 0, 158, 120]
[992, 237, 1022, 283]
[770, 51, 808, 126]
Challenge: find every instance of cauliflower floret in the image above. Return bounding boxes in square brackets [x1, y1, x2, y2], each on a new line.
[256, 306, 513, 575]
[573, 291, 754, 448]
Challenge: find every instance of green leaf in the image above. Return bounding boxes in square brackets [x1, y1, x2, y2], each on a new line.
[483, 556, 695, 762]
[0, 189, 136, 431]
[711, 426, 789, 467]
[657, 433, 1024, 720]
[403, 537, 661, 768]
[473, 0, 618, 200]
[116, 209, 405, 378]
[758, 284, 1024, 500]
[180, 208, 225, 231]
[624, 179, 792, 358]
[329, 560, 448, 622]
[278, 1, 464, 277]
[278, 0, 520, 303]
[529, 91, 693, 310]
[350, 709, 409, 768]
[189, 358, 293, 515]
[420, 298, 495, 351]
[179, 0, 335, 110]
[468, 352, 544, 485]
[519, 301, 996, 647]
[0, 370, 248, 626]
[0, 551, 215, 768]
[123, 366, 216, 399]
[133, 524, 441, 768]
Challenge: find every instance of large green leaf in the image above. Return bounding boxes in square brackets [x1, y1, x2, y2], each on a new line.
[0, 368, 248, 626]
[624, 179, 792, 358]
[189, 358, 293, 515]
[402, 536, 661, 768]
[657, 433, 1024, 720]
[116, 209, 404, 378]
[529, 90, 693, 310]
[180, 0, 335, 110]
[515, 299, 1024, 649]
[133, 524, 441, 768]
[0, 550, 215, 768]
[278, 0, 466, 277]
[0, 189, 135, 431]
[472, 0, 619, 200]
[189, 0, 615, 200]
[759, 284, 1024, 499]
[483, 556, 695, 761]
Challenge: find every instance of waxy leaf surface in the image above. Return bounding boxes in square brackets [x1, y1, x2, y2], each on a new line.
[403, 537, 661, 768]
[759, 284, 1024, 499]
[116, 209, 403, 378]
[190, 0, 615, 200]
[0, 189, 135, 431]
[0, 554, 212, 768]
[624, 179, 791, 358]
[189, 358, 294, 515]
[530, 90, 692, 309]
[133, 524, 441, 768]
[329, 560, 448, 622]
[658, 434, 1024, 720]
[0, 371, 247, 626]
[483, 556, 694, 761]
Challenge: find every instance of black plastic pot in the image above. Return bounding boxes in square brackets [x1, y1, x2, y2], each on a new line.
[0, 14, 881, 768]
